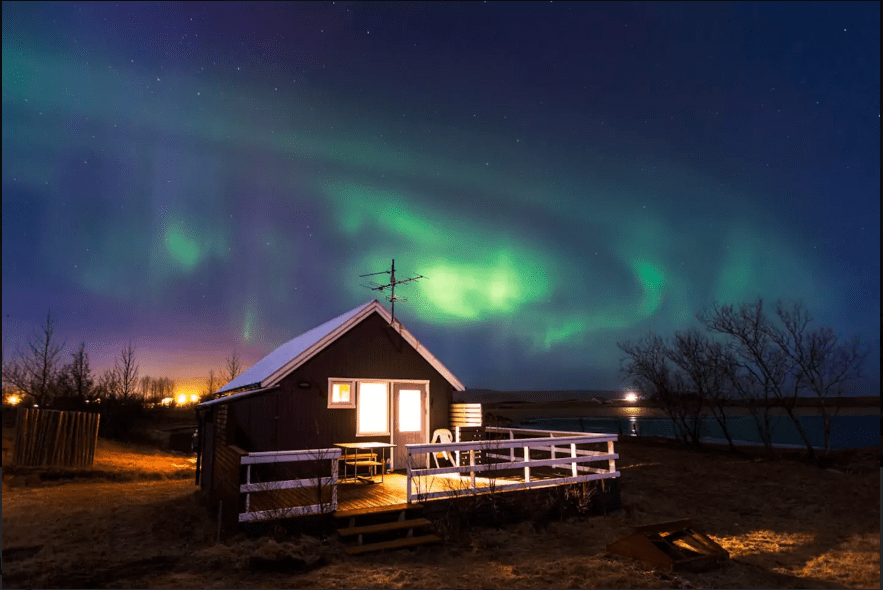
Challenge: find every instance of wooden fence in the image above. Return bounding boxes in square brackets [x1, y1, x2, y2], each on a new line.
[13, 408, 100, 468]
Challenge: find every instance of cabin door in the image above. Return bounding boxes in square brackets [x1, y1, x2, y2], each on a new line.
[392, 382, 428, 470]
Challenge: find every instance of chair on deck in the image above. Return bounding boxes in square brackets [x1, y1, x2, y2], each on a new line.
[430, 428, 454, 469]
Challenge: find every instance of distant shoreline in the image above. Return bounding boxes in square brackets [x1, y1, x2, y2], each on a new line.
[480, 397, 880, 423]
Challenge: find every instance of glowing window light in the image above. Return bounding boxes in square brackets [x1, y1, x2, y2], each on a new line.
[161, 397, 173, 406]
[332, 382, 351, 404]
[357, 382, 388, 435]
[189, 394, 199, 403]
[398, 389, 421, 432]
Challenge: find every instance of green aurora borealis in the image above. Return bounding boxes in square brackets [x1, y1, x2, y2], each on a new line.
[2, 3, 879, 390]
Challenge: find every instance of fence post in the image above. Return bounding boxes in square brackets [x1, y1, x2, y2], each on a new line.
[469, 449, 476, 492]
[523, 445, 530, 483]
[551, 435, 557, 463]
[331, 457, 339, 511]
[607, 440, 616, 474]
[245, 464, 251, 514]
[89, 413, 100, 466]
[406, 450, 413, 503]
[509, 429, 515, 463]
[571, 442, 577, 477]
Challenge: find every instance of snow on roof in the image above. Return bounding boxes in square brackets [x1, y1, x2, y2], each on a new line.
[215, 300, 376, 395]
[196, 385, 279, 407]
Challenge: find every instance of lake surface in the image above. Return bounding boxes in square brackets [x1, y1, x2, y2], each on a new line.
[517, 412, 880, 449]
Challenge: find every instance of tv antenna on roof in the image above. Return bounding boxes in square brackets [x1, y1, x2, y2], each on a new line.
[359, 259, 425, 325]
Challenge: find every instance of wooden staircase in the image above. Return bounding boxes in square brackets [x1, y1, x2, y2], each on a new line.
[335, 503, 441, 555]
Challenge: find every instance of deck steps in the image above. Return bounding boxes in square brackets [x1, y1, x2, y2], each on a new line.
[345, 534, 442, 555]
[335, 504, 439, 555]
[335, 502, 421, 519]
[338, 518, 432, 537]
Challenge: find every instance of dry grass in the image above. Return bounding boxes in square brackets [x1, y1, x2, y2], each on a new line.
[2, 432, 879, 589]
[2, 427, 195, 486]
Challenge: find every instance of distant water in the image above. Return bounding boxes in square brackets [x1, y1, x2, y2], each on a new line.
[517, 413, 880, 449]
[461, 389, 622, 404]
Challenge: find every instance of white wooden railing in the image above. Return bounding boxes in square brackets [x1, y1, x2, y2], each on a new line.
[484, 426, 616, 474]
[404, 429, 618, 503]
[238, 448, 341, 522]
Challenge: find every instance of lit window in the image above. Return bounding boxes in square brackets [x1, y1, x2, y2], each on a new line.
[328, 379, 356, 408]
[398, 389, 421, 432]
[357, 382, 389, 435]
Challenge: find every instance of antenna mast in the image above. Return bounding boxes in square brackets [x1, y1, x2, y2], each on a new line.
[359, 259, 424, 325]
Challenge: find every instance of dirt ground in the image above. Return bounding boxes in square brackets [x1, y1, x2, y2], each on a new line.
[2, 433, 879, 589]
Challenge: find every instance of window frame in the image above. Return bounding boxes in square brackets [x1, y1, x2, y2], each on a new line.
[327, 379, 356, 409]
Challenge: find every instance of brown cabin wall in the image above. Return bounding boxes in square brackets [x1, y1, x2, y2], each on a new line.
[207, 405, 247, 526]
[229, 312, 455, 453]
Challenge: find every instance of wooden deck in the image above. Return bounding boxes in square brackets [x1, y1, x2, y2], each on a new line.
[338, 468, 578, 512]
[338, 473, 408, 512]
[246, 470, 571, 517]
[237, 428, 620, 521]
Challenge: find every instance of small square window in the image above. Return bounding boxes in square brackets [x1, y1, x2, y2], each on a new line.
[328, 379, 355, 408]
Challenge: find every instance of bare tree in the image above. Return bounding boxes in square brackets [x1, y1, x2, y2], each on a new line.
[619, 332, 703, 446]
[111, 341, 140, 401]
[56, 342, 96, 404]
[139, 375, 153, 402]
[161, 377, 176, 402]
[202, 369, 219, 400]
[221, 349, 243, 385]
[698, 299, 815, 458]
[1, 310, 66, 407]
[771, 301, 868, 453]
[666, 330, 736, 451]
[95, 368, 116, 401]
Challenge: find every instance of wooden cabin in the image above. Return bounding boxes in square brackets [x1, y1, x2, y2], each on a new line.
[195, 299, 466, 506]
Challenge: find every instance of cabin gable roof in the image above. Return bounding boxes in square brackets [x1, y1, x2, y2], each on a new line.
[199, 299, 464, 408]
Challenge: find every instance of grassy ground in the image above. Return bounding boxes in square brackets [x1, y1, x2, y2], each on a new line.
[2, 430, 879, 589]
[1, 427, 196, 485]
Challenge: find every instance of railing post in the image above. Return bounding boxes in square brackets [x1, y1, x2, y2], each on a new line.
[406, 449, 412, 503]
[509, 429, 515, 463]
[331, 457, 339, 511]
[570, 443, 577, 477]
[245, 464, 251, 513]
[551, 437, 557, 462]
[523, 445, 530, 482]
[607, 440, 616, 474]
[469, 449, 476, 492]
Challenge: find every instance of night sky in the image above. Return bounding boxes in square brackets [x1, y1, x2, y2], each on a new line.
[2, 2, 879, 395]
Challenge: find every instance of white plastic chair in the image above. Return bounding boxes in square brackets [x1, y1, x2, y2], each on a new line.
[430, 428, 454, 469]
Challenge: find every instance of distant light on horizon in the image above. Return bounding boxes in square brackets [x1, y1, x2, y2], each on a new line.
[625, 392, 638, 403]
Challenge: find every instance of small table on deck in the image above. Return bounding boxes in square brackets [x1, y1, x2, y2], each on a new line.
[334, 442, 396, 484]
